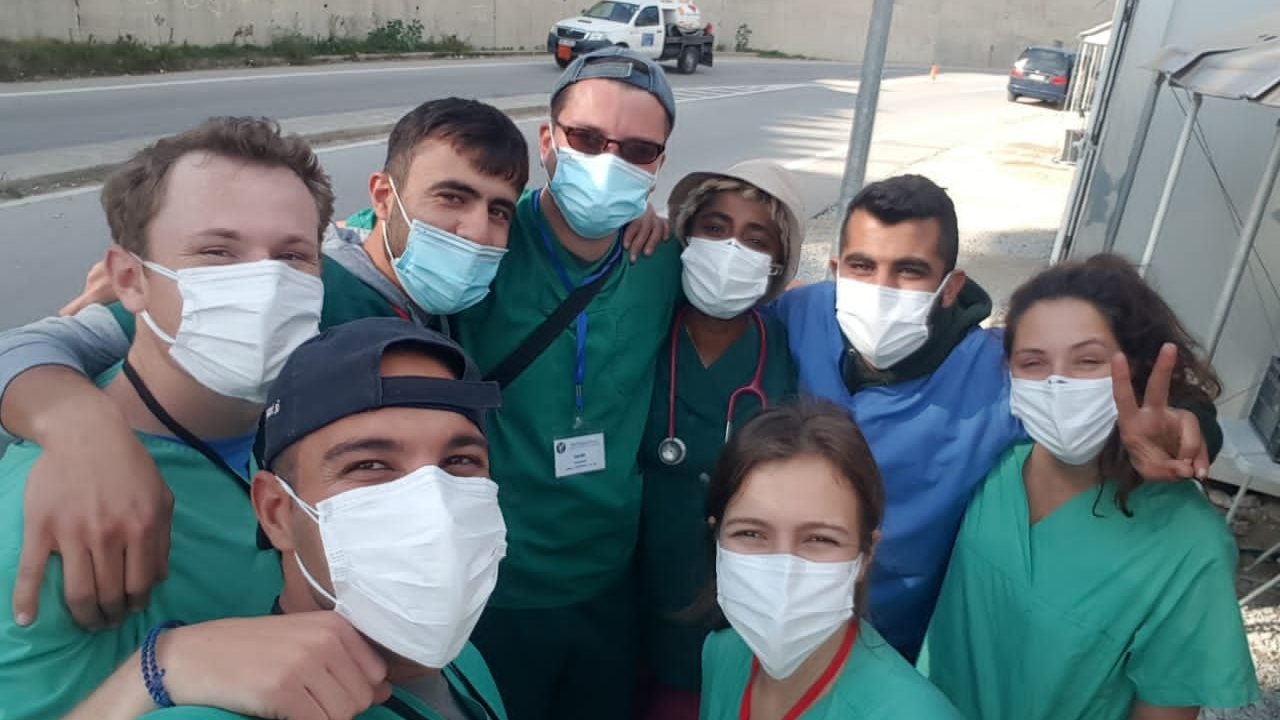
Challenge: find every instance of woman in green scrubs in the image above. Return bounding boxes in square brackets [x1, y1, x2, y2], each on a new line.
[638, 161, 803, 720]
[918, 253, 1260, 720]
[699, 401, 962, 719]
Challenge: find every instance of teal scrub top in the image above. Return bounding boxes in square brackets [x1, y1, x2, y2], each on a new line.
[918, 443, 1259, 719]
[139, 643, 507, 720]
[637, 308, 797, 692]
[452, 189, 683, 608]
[700, 621, 962, 719]
[0, 374, 280, 720]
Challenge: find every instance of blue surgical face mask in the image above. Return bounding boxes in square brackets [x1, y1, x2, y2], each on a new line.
[547, 138, 656, 240]
[384, 177, 507, 315]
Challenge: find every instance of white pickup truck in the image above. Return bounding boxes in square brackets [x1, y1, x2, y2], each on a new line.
[547, 1, 715, 74]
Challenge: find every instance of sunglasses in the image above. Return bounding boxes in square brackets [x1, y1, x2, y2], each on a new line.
[559, 125, 666, 166]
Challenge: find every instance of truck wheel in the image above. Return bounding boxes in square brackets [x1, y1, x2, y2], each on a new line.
[678, 45, 699, 74]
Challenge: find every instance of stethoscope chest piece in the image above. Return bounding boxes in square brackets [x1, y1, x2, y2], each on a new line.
[658, 436, 687, 466]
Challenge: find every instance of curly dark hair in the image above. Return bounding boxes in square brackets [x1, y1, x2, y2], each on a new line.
[1004, 253, 1221, 513]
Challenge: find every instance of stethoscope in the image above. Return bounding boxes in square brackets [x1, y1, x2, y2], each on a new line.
[657, 307, 769, 466]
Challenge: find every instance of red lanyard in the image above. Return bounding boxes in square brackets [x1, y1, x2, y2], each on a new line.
[738, 623, 858, 720]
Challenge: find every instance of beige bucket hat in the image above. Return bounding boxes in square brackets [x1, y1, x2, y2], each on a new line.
[667, 160, 807, 302]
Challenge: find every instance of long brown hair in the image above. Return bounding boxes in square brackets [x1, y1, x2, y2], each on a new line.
[1003, 253, 1221, 513]
[699, 399, 886, 625]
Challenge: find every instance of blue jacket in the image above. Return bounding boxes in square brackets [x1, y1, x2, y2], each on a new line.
[772, 281, 1024, 659]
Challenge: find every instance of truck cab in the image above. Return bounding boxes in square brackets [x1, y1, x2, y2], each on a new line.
[548, 1, 714, 74]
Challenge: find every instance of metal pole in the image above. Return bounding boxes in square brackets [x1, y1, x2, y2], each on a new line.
[1138, 91, 1201, 277]
[1102, 72, 1165, 251]
[1206, 121, 1280, 359]
[833, 0, 895, 259]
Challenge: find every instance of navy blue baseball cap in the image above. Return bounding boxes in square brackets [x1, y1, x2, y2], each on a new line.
[551, 46, 677, 126]
[259, 317, 501, 470]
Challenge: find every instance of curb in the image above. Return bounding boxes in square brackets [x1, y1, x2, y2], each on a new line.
[0, 103, 547, 200]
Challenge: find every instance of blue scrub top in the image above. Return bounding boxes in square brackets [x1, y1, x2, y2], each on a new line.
[770, 281, 1024, 659]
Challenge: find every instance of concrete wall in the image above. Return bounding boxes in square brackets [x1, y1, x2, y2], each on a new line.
[2, 0, 1111, 69]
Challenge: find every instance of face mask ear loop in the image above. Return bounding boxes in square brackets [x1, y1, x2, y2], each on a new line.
[130, 253, 182, 345]
[383, 175, 416, 264]
[273, 474, 320, 523]
[273, 475, 337, 606]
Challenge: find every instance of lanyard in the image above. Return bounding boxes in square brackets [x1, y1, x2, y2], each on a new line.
[121, 361, 249, 496]
[738, 622, 857, 720]
[531, 190, 624, 419]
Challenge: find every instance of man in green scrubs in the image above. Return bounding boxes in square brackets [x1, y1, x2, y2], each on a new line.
[0, 118, 331, 718]
[0, 98, 528, 635]
[458, 48, 683, 720]
[70, 319, 509, 720]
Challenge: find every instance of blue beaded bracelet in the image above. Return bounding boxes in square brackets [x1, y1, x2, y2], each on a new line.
[140, 620, 186, 708]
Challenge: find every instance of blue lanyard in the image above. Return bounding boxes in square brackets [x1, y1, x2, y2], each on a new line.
[532, 190, 625, 418]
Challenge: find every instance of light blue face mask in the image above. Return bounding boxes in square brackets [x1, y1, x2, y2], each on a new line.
[384, 177, 507, 315]
[547, 139, 656, 240]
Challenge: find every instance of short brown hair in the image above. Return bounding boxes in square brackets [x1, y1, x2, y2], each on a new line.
[101, 116, 335, 256]
[384, 98, 529, 193]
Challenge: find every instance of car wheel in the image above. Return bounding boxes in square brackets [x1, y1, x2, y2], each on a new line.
[1007, 89, 1018, 102]
[678, 46, 699, 74]
[555, 56, 570, 69]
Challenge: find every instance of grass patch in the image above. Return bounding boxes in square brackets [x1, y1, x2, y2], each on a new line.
[0, 21, 474, 81]
[753, 49, 812, 60]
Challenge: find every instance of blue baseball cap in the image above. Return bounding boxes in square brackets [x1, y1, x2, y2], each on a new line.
[551, 46, 677, 126]
[259, 318, 501, 470]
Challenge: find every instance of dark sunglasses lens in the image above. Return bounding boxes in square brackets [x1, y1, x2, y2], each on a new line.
[565, 128, 608, 154]
[619, 142, 663, 165]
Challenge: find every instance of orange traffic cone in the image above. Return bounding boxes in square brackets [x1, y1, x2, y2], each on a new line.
[930, 64, 939, 80]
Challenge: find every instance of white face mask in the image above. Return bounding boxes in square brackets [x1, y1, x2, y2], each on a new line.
[681, 237, 776, 319]
[136, 258, 323, 403]
[276, 465, 507, 669]
[716, 545, 861, 680]
[835, 273, 951, 369]
[1009, 374, 1119, 466]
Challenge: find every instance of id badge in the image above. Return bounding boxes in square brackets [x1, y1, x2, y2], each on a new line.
[553, 431, 606, 478]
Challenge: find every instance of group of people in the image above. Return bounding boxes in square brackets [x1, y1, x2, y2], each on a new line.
[0, 46, 1261, 720]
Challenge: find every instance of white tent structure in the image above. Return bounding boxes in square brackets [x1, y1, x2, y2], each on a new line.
[1054, 2, 1280, 502]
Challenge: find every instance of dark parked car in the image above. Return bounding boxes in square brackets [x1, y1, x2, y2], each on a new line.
[1007, 46, 1075, 107]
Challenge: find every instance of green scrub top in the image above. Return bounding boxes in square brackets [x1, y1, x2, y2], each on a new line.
[918, 443, 1259, 719]
[452, 189, 683, 608]
[637, 307, 797, 692]
[0, 372, 281, 719]
[700, 621, 962, 719]
[139, 643, 508, 720]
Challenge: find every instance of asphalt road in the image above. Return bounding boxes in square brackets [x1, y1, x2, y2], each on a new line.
[0, 58, 1016, 330]
[0, 56, 905, 156]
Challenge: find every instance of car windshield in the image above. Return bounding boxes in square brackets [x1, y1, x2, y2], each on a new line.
[584, 1, 640, 23]
[1016, 49, 1070, 76]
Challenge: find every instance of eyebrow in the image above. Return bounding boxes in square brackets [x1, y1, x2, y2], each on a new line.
[192, 229, 315, 249]
[323, 437, 402, 463]
[443, 433, 489, 454]
[724, 516, 851, 536]
[1014, 339, 1110, 355]
[431, 180, 516, 215]
[560, 121, 664, 146]
[797, 521, 852, 536]
[891, 256, 935, 274]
